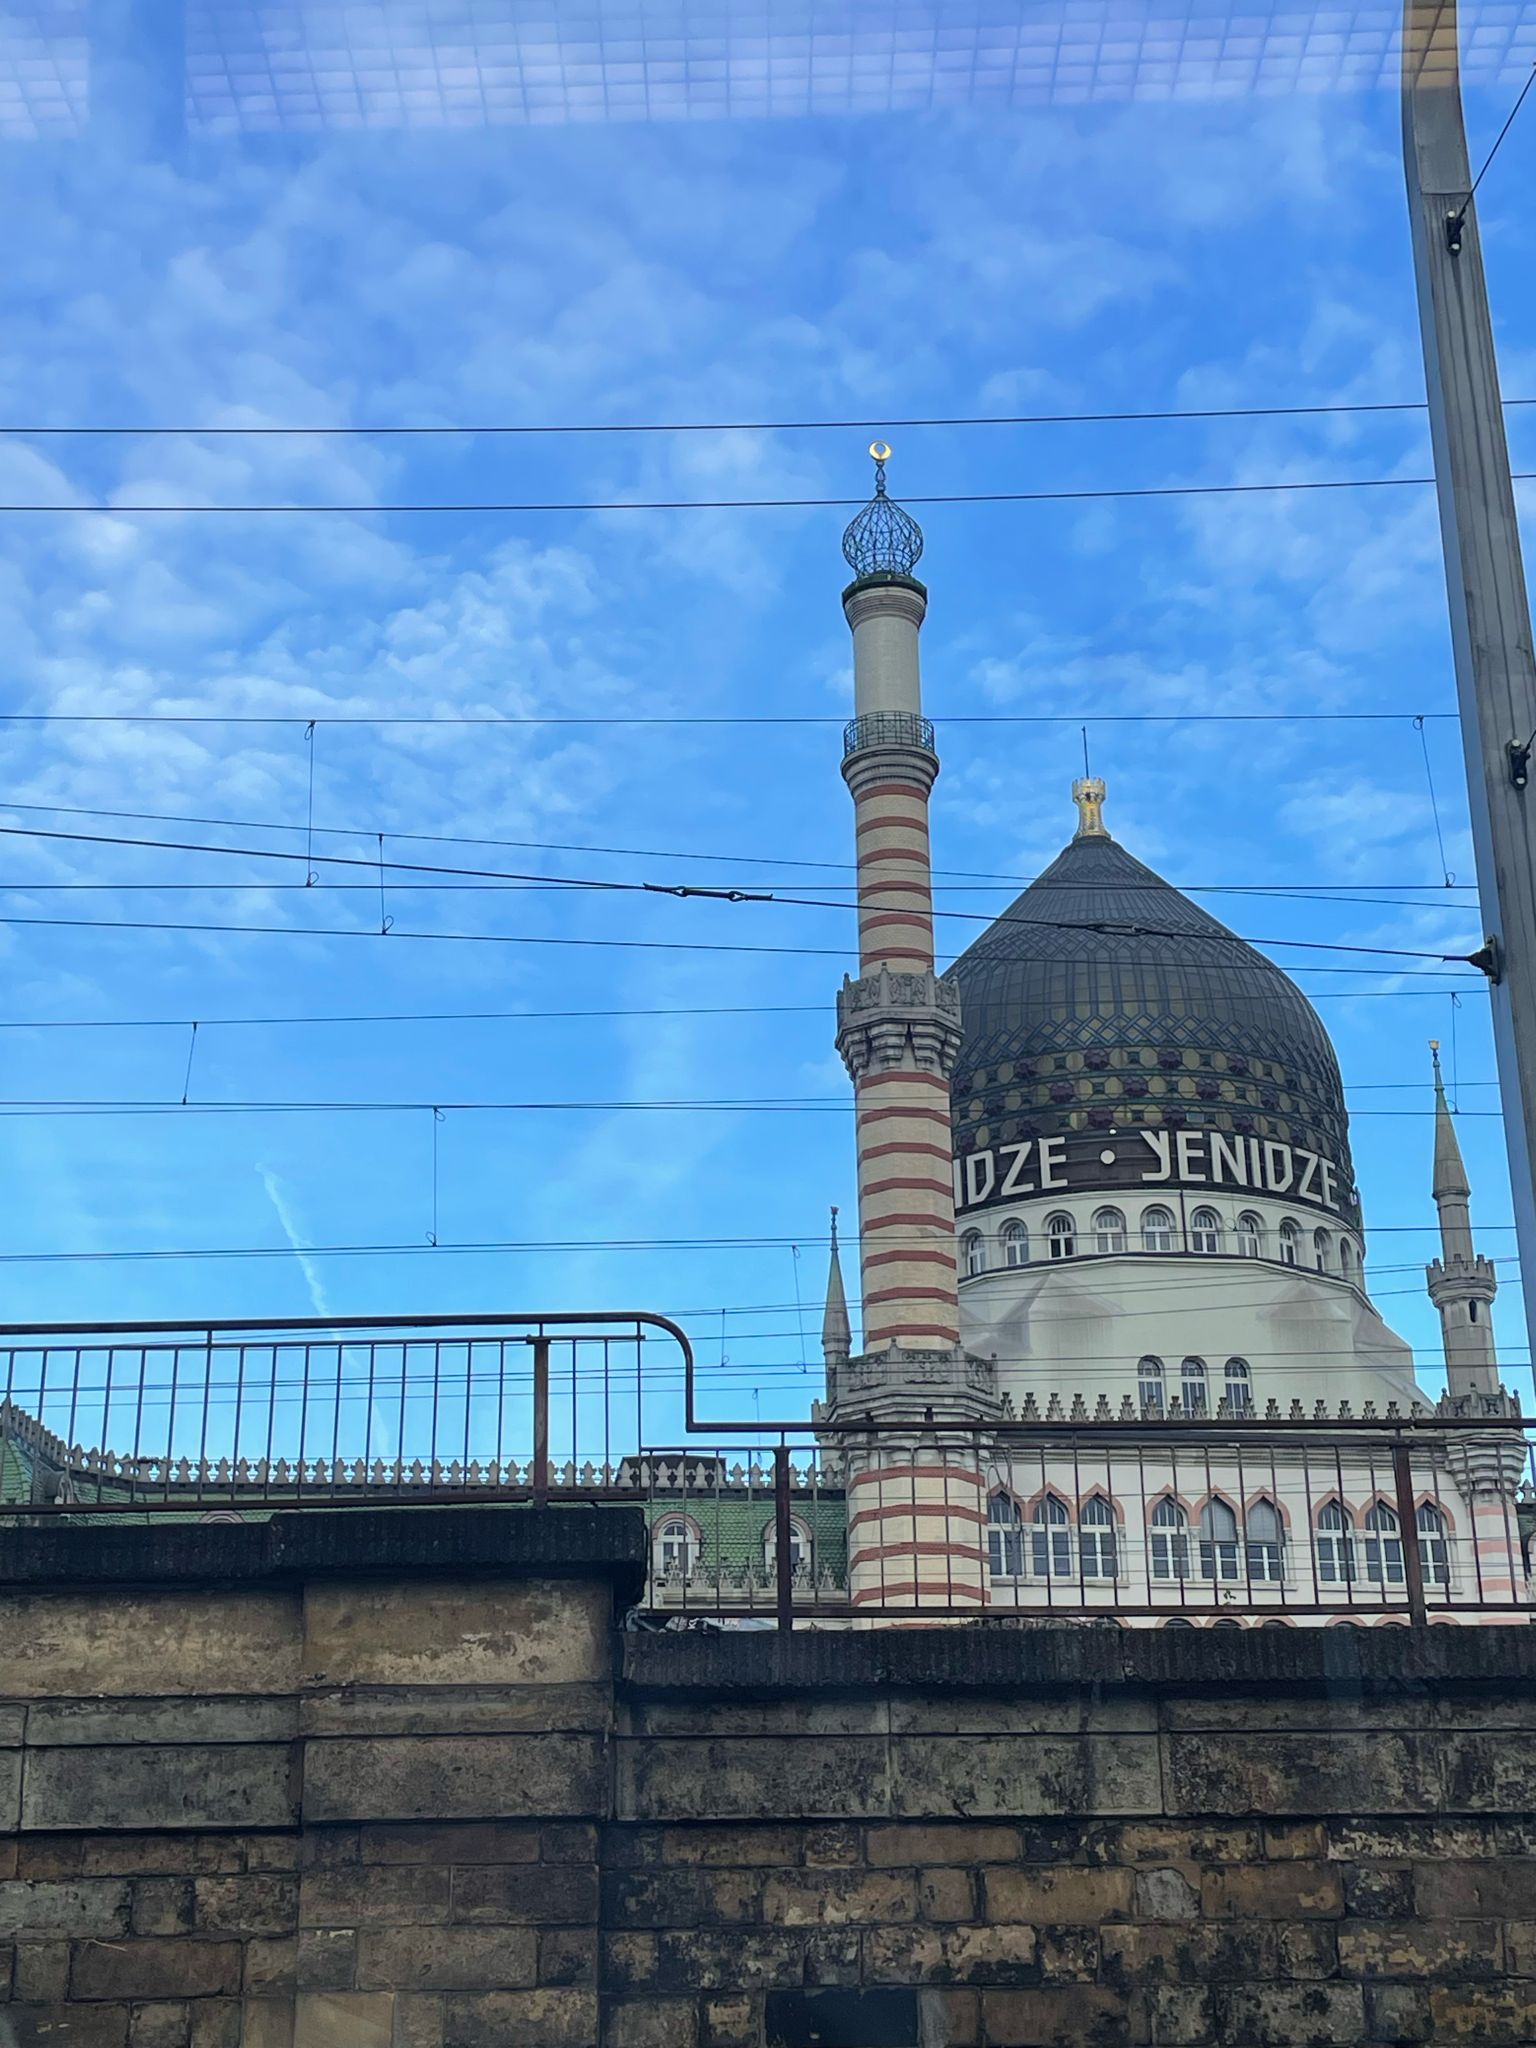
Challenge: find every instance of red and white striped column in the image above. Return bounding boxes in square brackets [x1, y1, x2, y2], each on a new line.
[825, 472, 998, 1618]
[838, 583, 961, 1353]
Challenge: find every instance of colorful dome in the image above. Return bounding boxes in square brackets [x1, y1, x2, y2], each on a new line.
[944, 809, 1356, 1220]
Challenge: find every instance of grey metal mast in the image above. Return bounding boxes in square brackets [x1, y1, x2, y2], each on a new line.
[1403, 0, 1536, 1349]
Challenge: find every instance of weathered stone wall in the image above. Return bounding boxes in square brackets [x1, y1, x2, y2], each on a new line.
[610, 1663, 1536, 2046]
[1, 1513, 1534, 2047]
[0, 1512, 635, 2048]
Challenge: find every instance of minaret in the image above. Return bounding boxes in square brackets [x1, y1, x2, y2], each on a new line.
[822, 445, 999, 1617]
[1426, 1040, 1500, 1397]
[833, 445, 965, 1356]
[1425, 1043, 1524, 1605]
[821, 1207, 851, 1372]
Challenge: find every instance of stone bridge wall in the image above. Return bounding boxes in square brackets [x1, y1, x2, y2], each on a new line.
[0, 1511, 1533, 2047]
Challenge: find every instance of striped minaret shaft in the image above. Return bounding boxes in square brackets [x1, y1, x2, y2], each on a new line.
[836, 575, 962, 1355]
[828, 453, 995, 1620]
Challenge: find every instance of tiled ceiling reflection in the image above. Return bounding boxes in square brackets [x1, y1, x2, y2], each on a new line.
[180, 0, 1536, 131]
[0, 0, 87, 138]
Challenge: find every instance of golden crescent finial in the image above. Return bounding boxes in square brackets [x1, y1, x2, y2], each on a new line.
[869, 440, 892, 463]
[1429, 1038, 1441, 1052]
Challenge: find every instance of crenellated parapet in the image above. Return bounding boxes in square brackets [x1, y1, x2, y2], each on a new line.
[836, 967, 964, 1083]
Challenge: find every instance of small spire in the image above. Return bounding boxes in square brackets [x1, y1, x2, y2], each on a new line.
[1072, 775, 1108, 839]
[821, 1205, 852, 1367]
[1430, 1039, 1470, 1200]
[842, 440, 924, 580]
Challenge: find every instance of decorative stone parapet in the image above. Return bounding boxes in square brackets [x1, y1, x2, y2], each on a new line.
[836, 967, 964, 1081]
[821, 1344, 1000, 1426]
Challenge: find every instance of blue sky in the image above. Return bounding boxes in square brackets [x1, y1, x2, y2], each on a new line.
[2, 0, 1534, 1444]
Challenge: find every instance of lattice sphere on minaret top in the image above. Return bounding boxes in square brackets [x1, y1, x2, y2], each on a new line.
[842, 441, 924, 580]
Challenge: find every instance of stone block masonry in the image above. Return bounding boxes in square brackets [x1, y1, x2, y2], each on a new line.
[1, 1511, 1535, 2045]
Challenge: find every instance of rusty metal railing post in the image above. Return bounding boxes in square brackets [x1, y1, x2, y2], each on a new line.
[773, 1443, 794, 1633]
[531, 1336, 551, 1507]
[1392, 1439, 1428, 1626]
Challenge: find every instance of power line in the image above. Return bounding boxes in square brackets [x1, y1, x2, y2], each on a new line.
[3, 473, 1533, 515]
[0, 797, 1479, 897]
[1448, 61, 1536, 239]
[0, 883, 1486, 916]
[0, 910, 1480, 976]
[0, 1096, 1499, 1119]
[0, 988, 1487, 1033]
[0, 711, 1465, 728]
[6, 396, 1535, 436]
[0, 823, 1482, 965]
[0, 1231, 1502, 1271]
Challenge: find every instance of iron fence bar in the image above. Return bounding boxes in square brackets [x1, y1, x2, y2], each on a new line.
[1391, 1439, 1429, 1625]
[531, 1336, 550, 1508]
[774, 1442, 794, 1633]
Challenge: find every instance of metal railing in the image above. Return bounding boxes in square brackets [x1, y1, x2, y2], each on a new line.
[2, 1316, 1532, 1631]
[639, 1420, 1534, 1628]
[843, 710, 935, 757]
[0, 1313, 691, 1514]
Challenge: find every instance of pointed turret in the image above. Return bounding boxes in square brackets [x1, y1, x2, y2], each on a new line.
[821, 1207, 851, 1369]
[1431, 1040, 1472, 1210]
[1426, 1040, 1500, 1399]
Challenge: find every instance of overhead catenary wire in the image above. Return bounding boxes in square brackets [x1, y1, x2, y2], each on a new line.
[1447, 61, 1536, 238]
[0, 912, 1482, 977]
[0, 473, 1532, 515]
[0, 1002, 1493, 1033]
[0, 795, 1480, 895]
[0, 710, 1466, 728]
[0, 822, 1484, 966]
[4, 395, 1535, 435]
[0, 1096, 1500, 1118]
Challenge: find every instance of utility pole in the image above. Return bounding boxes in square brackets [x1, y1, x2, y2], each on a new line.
[1403, 1, 1536, 1354]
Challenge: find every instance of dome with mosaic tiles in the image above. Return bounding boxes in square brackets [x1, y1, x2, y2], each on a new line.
[943, 788, 1356, 1214]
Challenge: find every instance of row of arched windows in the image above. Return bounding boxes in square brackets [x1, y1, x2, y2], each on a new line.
[961, 1209, 1357, 1277]
[1138, 1355, 1252, 1416]
[985, 1492, 1452, 1587]
[653, 1514, 813, 1580]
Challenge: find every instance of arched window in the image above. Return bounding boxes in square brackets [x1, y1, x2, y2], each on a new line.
[1092, 1206, 1127, 1255]
[1261, 1617, 1293, 1629]
[1001, 1219, 1029, 1268]
[1138, 1356, 1165, 1415]
[764, 1518, 810, 1579]
[1279, 1219, 1301, 1267]
[1224, 1358, 1253, 1417]
[1164, 1617, 1196, 1628]
[1032, 1494, 1074, 1579]
[987, 1494, 1024, 1579]
[1046, 1212, 1076, 1261]
[1199, 1498, 1240, 1580]
[1417, 1502, 1451, 1586]
[1210, 1618, 1243, 1631]
[1313, 1227, 1332, 1273]
[1080, 1496, 1118, 1581]
[1363, 1502, 1403, 1586]
[1315, 1501, 1355, 1585]
[962, 1230, 986, 1278]
[1236, 1212, 1264, 1259]
[1141, 1204, 1176, 1253]
[1339, 1238, 1356, 1281]
[654, 1516, 698, 1581]
[1181, 1357, 1209, 1416]
[1190, 1206, 1222, 1254]
[1246, 1497, 1284, 1581]
[1150, 1497, 1190, 1581]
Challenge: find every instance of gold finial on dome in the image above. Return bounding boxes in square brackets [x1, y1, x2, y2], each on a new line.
[1072, 776, 1108, 839]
